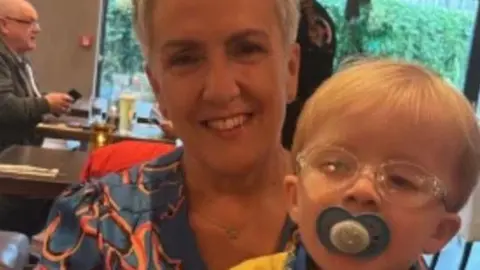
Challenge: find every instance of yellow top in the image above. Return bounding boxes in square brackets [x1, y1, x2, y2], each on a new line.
[230, 252, 289, 270]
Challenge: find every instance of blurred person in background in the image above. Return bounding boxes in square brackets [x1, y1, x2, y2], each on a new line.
[0, 0, 72, 238]
[0, 0, 72, 152]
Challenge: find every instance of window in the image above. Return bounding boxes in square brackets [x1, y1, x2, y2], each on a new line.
[97, 0, 478, 102]
[322, 0, 478, 91]
[96, 0, 478, 100]
[97, 0, 151, 103]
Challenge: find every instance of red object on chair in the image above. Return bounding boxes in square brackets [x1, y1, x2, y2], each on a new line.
[80, 141, 176, 182]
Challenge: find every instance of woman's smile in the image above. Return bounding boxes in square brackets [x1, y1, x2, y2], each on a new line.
[201, 113, 254, 139]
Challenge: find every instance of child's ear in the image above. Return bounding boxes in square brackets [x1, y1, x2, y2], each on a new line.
[285, 174, 300, 223]
[423, 213, 460, 254]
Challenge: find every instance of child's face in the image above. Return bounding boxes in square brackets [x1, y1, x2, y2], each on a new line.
[286, 110, 461, 270]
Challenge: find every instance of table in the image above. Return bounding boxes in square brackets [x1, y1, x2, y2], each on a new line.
[36, 115, 174, 145]
[0, 146, 88, 198]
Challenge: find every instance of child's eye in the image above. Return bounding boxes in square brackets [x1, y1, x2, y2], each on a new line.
[387, 175, 420, 191]
[319, 160, 352, 176]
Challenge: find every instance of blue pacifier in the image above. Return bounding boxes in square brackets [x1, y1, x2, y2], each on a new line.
[316, 206, 390, 258]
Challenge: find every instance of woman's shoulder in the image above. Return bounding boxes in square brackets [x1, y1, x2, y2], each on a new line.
[68, 147, 185, 212]
[39, 148, 186, 268]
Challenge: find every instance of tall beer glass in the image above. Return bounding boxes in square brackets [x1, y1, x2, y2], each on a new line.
[118, 92, 137, 134]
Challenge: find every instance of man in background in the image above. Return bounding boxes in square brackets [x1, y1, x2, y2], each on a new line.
[0, 0, 71, 238]
[0, 0, 72, 152]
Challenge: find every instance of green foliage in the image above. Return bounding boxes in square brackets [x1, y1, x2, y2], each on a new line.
[101, 1, 144, 86]
[320, 0, 475, 88]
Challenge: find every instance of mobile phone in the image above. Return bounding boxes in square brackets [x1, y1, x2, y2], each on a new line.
[67, 88, 82, 102]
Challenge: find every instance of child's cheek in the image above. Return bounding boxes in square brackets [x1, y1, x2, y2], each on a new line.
[384, 207, 431, 249]
[299, 177, 341, 225]
[301, 173, 340, 206]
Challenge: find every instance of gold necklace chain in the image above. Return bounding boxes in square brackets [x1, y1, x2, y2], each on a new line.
[187, 149, 291, 241]
[190, 210, 242, 240]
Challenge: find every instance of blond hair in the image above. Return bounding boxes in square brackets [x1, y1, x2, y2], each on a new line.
[292, 57, 480, 212]
[131, 0, 300, 57]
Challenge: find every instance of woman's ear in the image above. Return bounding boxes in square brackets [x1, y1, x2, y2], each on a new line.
[146, 65, 169, 119]
[285, 174, 301, 223]
[286, 43, 300, 104]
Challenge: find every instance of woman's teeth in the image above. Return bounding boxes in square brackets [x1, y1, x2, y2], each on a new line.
[206, 114, 248, 131]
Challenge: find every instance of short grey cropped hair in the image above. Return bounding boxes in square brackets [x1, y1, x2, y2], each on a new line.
[132, 0, 300, 57]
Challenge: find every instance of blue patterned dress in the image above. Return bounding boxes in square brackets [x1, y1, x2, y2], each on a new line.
[37, 148, 296, 270]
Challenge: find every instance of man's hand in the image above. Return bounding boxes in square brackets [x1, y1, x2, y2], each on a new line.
[44, 93, 73, 115]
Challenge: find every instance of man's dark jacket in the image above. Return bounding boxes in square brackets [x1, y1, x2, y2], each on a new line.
[0, 38, 52, 238]
[0, 38, 49, 152]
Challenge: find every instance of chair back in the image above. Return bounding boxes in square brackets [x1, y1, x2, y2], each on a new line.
[0, 231, 29, 270]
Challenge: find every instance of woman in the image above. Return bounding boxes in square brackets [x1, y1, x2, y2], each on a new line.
[38, 0, 300, 269]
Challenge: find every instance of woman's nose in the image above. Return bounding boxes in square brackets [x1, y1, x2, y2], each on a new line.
[202, 55, 240, 105]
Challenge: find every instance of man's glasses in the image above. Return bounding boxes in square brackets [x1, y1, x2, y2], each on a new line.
[5, 17, 39, 28]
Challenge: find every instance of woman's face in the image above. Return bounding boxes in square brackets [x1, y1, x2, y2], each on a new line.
[146, 0, 299, 174]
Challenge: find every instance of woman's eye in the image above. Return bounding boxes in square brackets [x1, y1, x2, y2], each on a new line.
[169, 54, 201, 66]
[230, 42, 267, 62]
[237, 44, 264, 55]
